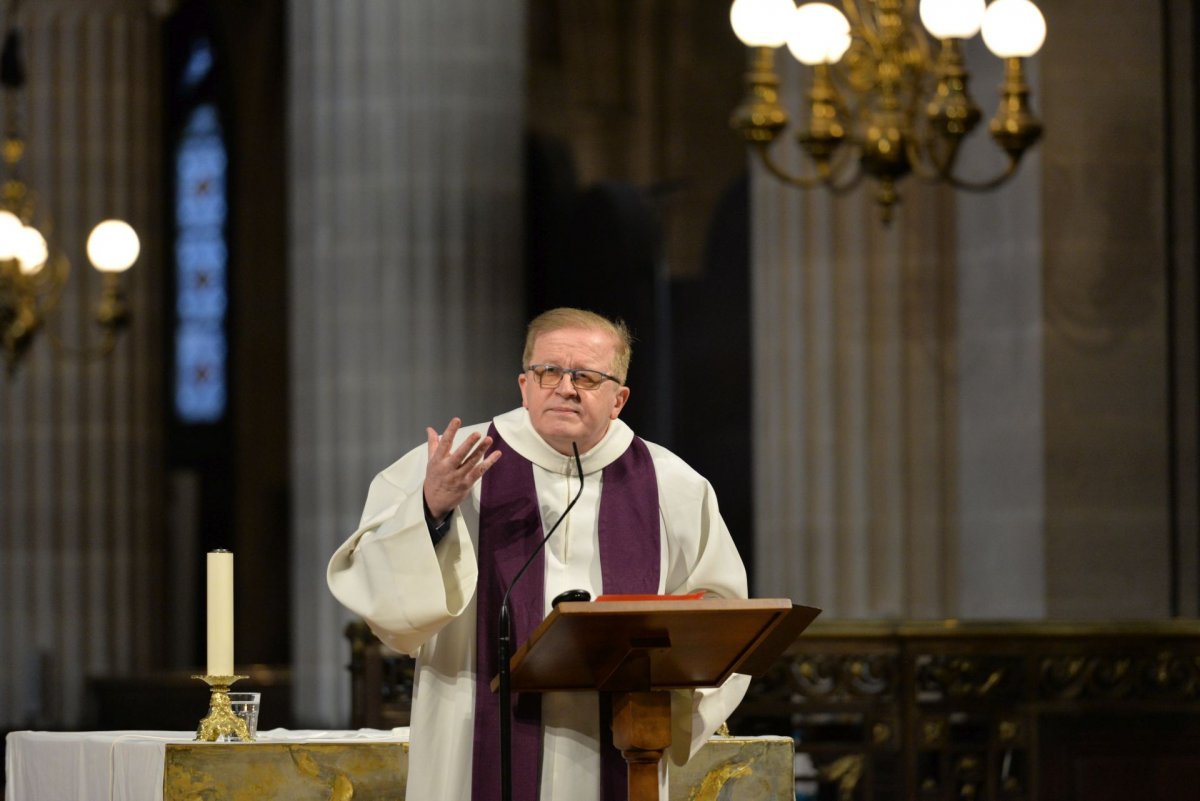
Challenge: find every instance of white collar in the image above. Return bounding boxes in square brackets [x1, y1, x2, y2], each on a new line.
[492, 407, 634, 476]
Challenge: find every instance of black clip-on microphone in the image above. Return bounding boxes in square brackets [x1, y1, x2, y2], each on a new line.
[497, 441, 587, 801]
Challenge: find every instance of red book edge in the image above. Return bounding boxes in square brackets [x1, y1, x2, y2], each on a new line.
[593, 591, 706, 602]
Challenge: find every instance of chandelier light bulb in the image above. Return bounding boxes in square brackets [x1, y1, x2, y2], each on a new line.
[87, 219, 140, 273]
[16, 225, 48, 275]
[981, 0, 1046, 57]
[730, 0, 796, 48]
[0, 210, 22, 260]
[786, 2, 851, 65]
[919, 0, 985, 40]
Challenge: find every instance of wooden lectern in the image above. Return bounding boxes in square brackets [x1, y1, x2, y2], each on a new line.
[492, 598, 820, 801]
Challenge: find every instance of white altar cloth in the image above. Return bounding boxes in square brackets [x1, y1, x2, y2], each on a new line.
[4, 728, 409, 801]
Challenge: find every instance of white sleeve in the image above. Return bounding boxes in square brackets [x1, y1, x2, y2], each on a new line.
[326, 447, 479, 656]
[669, 673, 752, 766]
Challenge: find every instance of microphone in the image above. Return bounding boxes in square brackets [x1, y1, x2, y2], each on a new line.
[497, 441, 585, 801]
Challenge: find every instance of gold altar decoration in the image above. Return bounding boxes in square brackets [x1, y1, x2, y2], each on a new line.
[193, 674, 252, 742]
[164, 741, 409, 801]
[728, 0, 1047, 223]
[673, 735, 794, 801]
[160, 735, 790, 801]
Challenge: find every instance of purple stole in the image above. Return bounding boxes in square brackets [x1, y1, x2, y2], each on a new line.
[471, 424, 660, 801]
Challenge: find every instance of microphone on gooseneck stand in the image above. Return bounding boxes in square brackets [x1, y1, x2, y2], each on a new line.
[497, 441, 587, 801]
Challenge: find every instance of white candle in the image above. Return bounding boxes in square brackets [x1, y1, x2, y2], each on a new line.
[206, 550, 234, 676]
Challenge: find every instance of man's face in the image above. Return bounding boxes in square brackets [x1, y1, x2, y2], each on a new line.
[518, 326, 631, 455]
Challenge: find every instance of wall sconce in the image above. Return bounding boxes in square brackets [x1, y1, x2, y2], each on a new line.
[0, 16, 139, 375]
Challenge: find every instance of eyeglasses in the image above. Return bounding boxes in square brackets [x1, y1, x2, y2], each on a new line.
[526, 363, 620, 390]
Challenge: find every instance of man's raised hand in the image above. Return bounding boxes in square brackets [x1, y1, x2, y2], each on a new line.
[422, 418, 502, 521]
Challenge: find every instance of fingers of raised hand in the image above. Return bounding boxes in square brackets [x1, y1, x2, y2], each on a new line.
[451, 433, 490, 468]
[433, 418, 462, 456]
[427, 419, 457, 458]
[472, 449, 502, 480]
[426, 424, 493, 481]
[423, 429, 497, 519]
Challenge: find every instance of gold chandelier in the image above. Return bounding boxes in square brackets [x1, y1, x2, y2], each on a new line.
[0, 17, 139, 375]
[729, 0, 1047, 223]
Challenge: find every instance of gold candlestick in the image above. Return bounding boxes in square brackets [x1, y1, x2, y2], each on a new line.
[193, 674, 251, 742]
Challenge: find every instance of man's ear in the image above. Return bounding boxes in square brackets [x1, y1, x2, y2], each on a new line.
[518, 372, 529, 408]
[609, 385, 630, 420]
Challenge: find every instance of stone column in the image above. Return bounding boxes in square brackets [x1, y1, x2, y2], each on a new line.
[750, 44, 1044, 619]
[952, 40, 1046, 619]
[1039, 0, 1177, 618]
[289, 0, 527, 725]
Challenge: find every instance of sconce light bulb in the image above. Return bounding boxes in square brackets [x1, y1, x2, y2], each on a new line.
[730, 0, 796, 48]
[16, 224, 47, 275]
[981, 0, 1046, 57]
[919, 0, 985, 40]
[786, 2, 851, 65]
[87, 218, 140, 273]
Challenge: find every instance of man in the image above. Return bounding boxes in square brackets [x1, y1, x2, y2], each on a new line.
[327, 307, 749, 801]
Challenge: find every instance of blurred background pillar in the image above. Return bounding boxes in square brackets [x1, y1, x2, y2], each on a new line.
[288, 0, 527, 725]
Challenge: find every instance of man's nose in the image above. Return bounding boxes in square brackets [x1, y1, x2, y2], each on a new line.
[555, 373, 579, 396]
